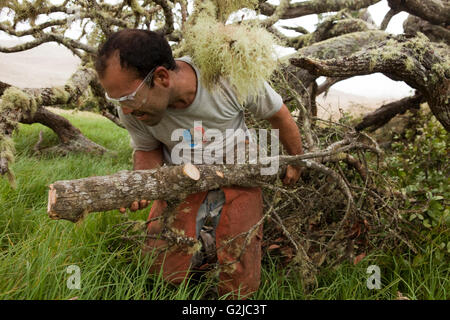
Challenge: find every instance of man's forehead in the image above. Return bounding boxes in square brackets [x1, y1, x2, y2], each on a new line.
[104, 52, 123, 74]
[103, 51, 138, 80]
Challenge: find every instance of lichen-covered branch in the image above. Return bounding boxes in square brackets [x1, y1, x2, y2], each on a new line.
[258, 0, 382, 20]
[0, 68, 108, 185]
[291, 33, 450, 131]
[0, 32, 96, 57]
[282, 12, 375, 50]
[404, 15, 450, 46]
[152, 0, 175, 34]
[387, 0, 449, 27]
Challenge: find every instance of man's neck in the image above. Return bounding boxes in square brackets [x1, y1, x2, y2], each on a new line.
[168, 60, 197, 110]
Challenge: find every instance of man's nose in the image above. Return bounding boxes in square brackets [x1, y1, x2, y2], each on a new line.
[121, 106, 133, 115]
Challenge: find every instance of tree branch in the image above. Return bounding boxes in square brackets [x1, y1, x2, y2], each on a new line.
[48, 139, 372, 223]
[355, 94, 425, 131]
[380, 8, 399, 30]
[387, 0, 449, 27]
[258, 0, 382, 20]
[291, 33, 450, 131]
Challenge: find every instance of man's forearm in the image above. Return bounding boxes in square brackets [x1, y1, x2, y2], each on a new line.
[133, 147, 164, 170]
[268, 104, 304, 156]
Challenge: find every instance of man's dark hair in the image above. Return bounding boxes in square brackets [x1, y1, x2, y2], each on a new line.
[95, 29, 176, 80]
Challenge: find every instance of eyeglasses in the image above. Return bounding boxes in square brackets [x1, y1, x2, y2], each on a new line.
[105, 67, 156, 107]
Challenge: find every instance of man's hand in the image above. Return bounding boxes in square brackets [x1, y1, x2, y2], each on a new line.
[268, 105, 304, 186]
[119, 200, 150, 213]
[283, 164, 302, 186]
[119, 148, 164, 213]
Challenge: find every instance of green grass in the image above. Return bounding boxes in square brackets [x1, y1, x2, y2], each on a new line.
[0, 109, 448, 300]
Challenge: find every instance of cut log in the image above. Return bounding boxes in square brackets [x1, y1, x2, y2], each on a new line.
[47, 163, 279, 222]
[47, 137, 378, 223]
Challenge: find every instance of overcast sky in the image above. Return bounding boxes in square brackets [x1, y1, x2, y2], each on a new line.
[0, 0, 414, 98]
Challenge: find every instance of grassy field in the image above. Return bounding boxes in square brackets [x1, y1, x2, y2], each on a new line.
[0, 109, 448, 300]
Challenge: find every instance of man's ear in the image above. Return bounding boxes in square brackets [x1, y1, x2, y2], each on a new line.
[153, 67, 170, 87]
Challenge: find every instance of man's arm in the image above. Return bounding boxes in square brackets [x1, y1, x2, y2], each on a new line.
[133, 147, 163, 170]
[267, 104, 304, 185]
[120, 147, 164, 212]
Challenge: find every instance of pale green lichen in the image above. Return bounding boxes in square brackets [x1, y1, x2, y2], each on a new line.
[431, 62, 449, 85]
[183, 11, 279, 104]
[404, 57, 415, 72]
[404, 32, 431, 64]
[52, 86, 71, 104]
[0, 136, 15, 164]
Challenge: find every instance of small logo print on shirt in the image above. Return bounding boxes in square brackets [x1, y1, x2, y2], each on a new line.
[183, 126, 207, 147]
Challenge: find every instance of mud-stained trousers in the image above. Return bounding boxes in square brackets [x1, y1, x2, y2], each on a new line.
[143, 186, 263, 298]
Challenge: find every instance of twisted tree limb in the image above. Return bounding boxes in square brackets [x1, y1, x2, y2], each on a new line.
[258, 0, 382, 20]
[284, 13, 374, 50]
[291, 33, 450, 131]
[404, 15, 450, 45]
[0, 68, 109, 184]
[355, 94, 425, 131]
[380, 8, 400, 31]
[387, 0, 449, 27]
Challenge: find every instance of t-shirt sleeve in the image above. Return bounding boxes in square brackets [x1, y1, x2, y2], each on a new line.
[243, 81, 283, 120]
[117, 106, 161, 151]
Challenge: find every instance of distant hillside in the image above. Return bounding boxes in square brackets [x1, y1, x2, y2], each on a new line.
[0, 40, 81, 88]
[316, 90, 397, 121]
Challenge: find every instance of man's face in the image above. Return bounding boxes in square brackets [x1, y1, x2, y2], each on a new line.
[99, 54, 168, 126]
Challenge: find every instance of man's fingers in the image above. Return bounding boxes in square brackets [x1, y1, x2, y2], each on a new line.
[119, 200, 150, 213]
[130, 201, 139, 211]
[139, 199, 149, 209]
[283, 175, 292, 185]
[283, 165, 301, 186]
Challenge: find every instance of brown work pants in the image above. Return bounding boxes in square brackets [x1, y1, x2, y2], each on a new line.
[143, 186, 263, 299]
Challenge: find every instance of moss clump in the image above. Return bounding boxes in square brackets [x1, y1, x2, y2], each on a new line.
[180, 0, 279, 103]
[0, 87, 37, 115]
[183, 15, 279, 103]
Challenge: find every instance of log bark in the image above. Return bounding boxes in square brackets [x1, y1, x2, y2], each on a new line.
[48, 163, 279, 222]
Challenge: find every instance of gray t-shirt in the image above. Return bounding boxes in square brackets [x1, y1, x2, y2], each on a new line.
[118, 56, 283, 165]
